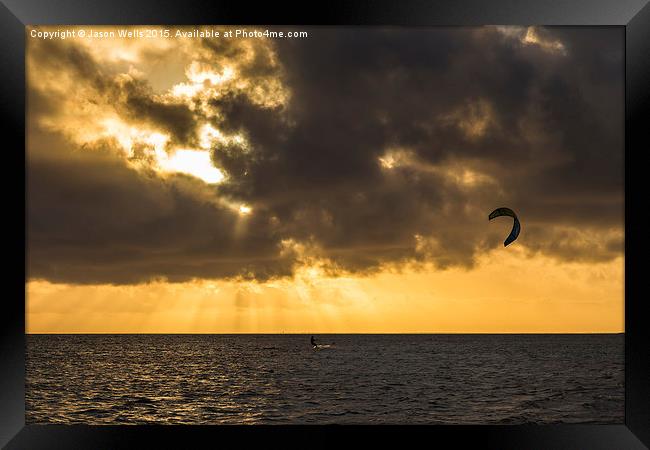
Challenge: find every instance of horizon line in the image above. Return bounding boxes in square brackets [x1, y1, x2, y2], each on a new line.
[26, 331, 625, 335]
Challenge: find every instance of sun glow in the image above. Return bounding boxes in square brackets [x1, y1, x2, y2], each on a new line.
[26, 250, 624, 334]
[95, 118, 225, 184]
[159, 149, 225, 184]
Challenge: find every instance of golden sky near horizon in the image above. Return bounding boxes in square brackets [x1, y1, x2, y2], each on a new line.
[26, 26, 624, 333]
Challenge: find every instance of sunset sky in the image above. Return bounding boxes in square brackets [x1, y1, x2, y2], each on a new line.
[26, 26, 624, 333]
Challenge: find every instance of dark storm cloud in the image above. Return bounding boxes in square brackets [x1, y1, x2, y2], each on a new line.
[208, 27, 623, 263]
[27, 27, 624, 284]
[113, 76, 198, 145]
[27, 132, 294, 284]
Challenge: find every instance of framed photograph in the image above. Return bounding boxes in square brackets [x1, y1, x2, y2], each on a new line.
[2, 0, 649, 448]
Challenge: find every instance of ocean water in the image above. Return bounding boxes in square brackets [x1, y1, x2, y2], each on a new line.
[26, 334, 624, 424]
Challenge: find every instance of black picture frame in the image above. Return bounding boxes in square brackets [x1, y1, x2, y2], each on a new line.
[2, 0, 649, 448]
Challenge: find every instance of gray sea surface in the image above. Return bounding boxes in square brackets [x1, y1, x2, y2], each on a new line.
[26, 334, 624, 424]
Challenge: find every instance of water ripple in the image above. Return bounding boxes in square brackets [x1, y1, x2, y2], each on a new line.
[26, 334, 624, 424]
